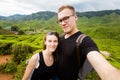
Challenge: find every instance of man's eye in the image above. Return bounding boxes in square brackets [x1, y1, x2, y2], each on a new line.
[58, 16, 70, 23]
[59, 19, 62, 22]
[63, 16, 69, 20]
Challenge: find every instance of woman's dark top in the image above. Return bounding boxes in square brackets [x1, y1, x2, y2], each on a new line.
[31, 52, 56, 80]
[56, 31, 99, 80]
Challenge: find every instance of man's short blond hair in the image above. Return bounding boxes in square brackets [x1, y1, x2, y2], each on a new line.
[58, 5, 76, 15]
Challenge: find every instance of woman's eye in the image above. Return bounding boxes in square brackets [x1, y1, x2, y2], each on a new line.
[54, 40, 58, 43]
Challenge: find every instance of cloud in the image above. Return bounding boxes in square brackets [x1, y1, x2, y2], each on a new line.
[73, 0, 120, 12]
[0, 0, 120, 16]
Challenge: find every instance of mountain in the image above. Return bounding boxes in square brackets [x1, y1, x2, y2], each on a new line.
[0, 14, 26, 20]
[77, 9, 120, 18]
[0, 11, 56, 21]
[8, 14, 26, 20]
[21, 11, 57, 21]
[0, 9, 120, 20]
[0, 16, 7, 20]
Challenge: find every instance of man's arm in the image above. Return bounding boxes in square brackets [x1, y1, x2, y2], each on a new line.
[87, 51, 120, 80]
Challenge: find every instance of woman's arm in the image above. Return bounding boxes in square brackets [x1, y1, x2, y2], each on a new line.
[87, 51, 120, 80]
[22, 54, 38, 80]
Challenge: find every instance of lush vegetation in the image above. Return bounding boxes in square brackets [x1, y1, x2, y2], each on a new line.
[0, 10, 120, 80]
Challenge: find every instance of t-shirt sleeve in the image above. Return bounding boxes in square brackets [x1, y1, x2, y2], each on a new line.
[80, 36, 99, 57]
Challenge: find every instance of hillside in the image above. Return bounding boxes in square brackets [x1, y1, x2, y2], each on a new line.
[0, 9, 120, 38]
[77, 9, 120, 18]
[0, 11, 56, 21]
[0, 9, 120, 21]
[0, 29, 12, 35]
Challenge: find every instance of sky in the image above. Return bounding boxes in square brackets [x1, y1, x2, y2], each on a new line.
[0, 0, 120, 17]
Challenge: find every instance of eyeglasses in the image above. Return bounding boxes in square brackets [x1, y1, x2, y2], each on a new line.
[57, 15, 74, 24]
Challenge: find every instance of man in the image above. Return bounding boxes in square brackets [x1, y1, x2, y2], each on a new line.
[56, 5, 120, 80]
[56, 5, 99, 80]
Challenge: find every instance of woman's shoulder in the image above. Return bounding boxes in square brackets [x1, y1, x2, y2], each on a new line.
[31, 53, 39, 60]
[28, 53, 40, 65]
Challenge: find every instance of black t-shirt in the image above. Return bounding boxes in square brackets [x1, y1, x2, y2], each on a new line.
[31, 52, 56, 80]
[56, 31, 99, 80]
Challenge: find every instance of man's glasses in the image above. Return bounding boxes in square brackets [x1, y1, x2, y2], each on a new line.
[57, 15, 74, 24]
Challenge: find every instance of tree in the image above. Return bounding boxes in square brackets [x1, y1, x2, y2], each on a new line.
[11, 26, 18, 31]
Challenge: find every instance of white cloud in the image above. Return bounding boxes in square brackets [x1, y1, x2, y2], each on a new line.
[0, 0, 120, 16]
[74, 0, 120, 12]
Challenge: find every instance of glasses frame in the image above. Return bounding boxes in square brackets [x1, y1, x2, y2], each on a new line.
[57, 14, 74, 24]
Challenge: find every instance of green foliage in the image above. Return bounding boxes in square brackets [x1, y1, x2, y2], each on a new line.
[93, 38, 120, 68]
[18, 30, 25, 35]
[12, 44, 34, 64]
[79, 26, 120, 41]
[11, 26, 18, 31]
[14, 52, 34, 80]
[14, 60, 26, 80]
[0, 29, 12, 35]
[0, 26, 2, 29]
[4, 62, 17, 73]
[0, 20, 15, 29]
[0, 42, 13, 55]
[0, 64, 6, 72]
[86, 70, 101, 80]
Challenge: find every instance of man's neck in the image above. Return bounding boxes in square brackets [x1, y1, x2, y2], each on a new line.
[65, 29, 79, 39]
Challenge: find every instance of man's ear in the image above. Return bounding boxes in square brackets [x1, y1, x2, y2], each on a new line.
[75, 14, 78, 21]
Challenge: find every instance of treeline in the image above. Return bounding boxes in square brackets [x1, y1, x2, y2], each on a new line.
[0, 9, 120, 20]
[77, 9, 120, 18]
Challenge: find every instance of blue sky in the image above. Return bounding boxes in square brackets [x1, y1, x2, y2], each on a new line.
[0, 0, 120, 16]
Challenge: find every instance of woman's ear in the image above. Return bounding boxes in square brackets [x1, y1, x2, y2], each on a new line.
[44, 41, 47, 45]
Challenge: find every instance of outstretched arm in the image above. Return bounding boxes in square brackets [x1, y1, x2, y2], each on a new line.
[87, 51, 120, 80]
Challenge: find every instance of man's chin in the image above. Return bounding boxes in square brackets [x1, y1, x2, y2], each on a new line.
[64, 31, 71, 34]
[64, 30, 69, 33]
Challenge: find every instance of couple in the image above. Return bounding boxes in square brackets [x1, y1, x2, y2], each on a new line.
[22, 5, 120, 80]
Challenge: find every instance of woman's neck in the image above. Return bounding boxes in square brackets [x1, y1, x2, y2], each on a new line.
[43, 50, 52, 56]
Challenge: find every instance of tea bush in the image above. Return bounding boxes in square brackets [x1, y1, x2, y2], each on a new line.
[14, 60, 26, 80]
[0, 42, 13, 55]
[12, 43, 34, 64]
[4, 61, 17, 73]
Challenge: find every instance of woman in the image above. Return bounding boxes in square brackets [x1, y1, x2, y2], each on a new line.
[22, 32, 59, 80]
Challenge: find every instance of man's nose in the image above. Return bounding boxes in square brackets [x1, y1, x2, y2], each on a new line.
[61, 20, 67, 25]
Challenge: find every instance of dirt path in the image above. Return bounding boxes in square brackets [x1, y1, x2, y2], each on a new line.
[0, 73, 14, 80]
[0, 55, 14, 80]
[0, 55, 12, 64]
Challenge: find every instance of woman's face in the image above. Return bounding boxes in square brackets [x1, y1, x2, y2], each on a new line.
[45, 35, 58, 52]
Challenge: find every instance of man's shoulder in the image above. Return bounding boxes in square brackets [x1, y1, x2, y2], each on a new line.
[76, 34, 87, 45]
[60, 33, 65, 38]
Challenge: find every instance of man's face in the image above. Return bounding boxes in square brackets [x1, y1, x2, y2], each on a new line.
[58, 8, 77, 34]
